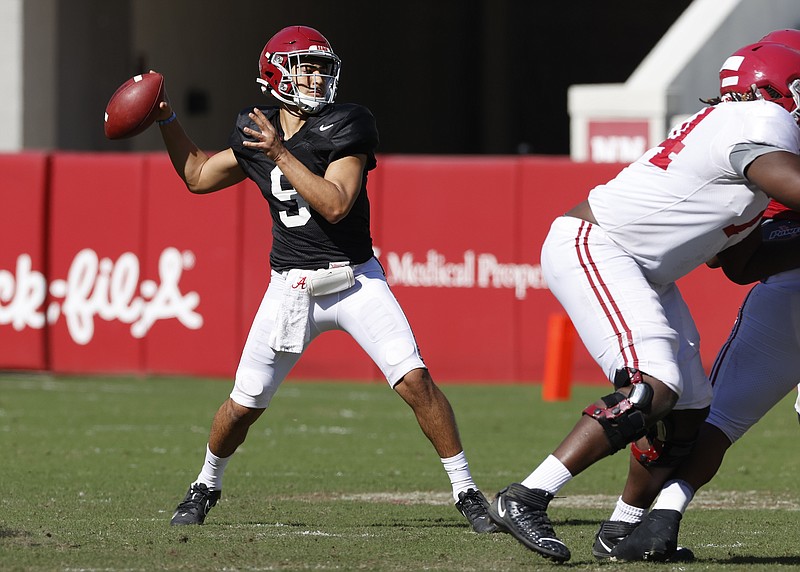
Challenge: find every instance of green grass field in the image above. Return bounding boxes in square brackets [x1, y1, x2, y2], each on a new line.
[2, 373, 799, 571]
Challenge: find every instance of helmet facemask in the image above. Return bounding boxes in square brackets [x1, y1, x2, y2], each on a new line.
[751, 77, 800, 123]
[257, 50, 340, 114]
[789, 78, 800, 122]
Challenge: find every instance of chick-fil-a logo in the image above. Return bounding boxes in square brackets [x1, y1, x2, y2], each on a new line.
[0, 248, 203, 345]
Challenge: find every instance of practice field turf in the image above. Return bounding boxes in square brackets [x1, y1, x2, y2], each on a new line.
[2, 373, 799, 571]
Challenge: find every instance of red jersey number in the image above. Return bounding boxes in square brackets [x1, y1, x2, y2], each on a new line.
[649, 107, 715, 170]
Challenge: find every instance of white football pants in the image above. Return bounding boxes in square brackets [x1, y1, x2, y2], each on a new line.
[231, 257, 426, 409]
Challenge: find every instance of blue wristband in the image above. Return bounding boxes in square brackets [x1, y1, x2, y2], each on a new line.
[157, 111, 177, 126]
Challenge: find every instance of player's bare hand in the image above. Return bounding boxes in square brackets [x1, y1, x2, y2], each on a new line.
[242, 108, 285, 161]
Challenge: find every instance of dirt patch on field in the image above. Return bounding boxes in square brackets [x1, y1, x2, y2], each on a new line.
[552, 490, 799, 510]
[295, 490, 799, 510]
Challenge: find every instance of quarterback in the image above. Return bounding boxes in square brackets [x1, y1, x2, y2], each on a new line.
[153, 25, 496, 533]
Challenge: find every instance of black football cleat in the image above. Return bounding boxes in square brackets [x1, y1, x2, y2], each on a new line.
[170, 482, 221, 526]
[593, 519, 695, 561]
[455, 488, 500, 533]
[592, 520, 639, 559]
[611, 509, 684, 561]
[488, 483, 571, 562]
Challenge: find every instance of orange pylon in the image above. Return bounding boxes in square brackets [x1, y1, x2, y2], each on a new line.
[542, 313, 576, 401]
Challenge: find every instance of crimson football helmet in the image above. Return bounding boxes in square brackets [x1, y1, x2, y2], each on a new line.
[257, 25, 341, 114]
[719, 42, 800, 121]
[760, 28, 800, 51]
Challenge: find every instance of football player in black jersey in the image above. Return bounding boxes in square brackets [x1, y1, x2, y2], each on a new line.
[153, 25, 496, 533]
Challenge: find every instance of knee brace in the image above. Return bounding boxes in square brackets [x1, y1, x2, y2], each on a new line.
[583, 368, 653, 453]
[631, 414, 696, 468]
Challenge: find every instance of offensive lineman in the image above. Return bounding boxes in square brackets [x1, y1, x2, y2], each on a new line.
[608, 198, 800, 561]
[602, 30, 800, 561]
[153, 25, 496, 533]
[487, 41, 800, 562]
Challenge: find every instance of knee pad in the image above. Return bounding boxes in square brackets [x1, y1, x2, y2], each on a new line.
[583, 368, 653, 453]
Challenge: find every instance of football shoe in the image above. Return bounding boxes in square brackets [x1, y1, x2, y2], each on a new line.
[593, 519, 695, 561]
[488, 483, 570, 562]
[455, 489, 500, 533]
[170, 482, 221, 526]
[610, 509, 684, 561]
[592, 520, 639, 559]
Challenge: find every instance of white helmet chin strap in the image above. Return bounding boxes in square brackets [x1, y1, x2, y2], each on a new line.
[292, 84, 330, 113]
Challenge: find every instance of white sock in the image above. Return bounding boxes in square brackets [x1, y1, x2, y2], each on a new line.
[441, 451, 477, 502]
[652, 479, 695, 513]
[520, 454, 573, 495]
[194, 444, 231, 491]
[610, 496, 648, 523]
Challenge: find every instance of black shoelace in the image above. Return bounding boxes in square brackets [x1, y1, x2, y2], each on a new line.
[513, 504, 557, 537]
[459, 492, 487, 519]
[176, 486, 213, 512]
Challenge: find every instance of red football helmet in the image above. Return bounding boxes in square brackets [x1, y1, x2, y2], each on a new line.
[718, 42, 800, 121]
[760, 28, 800, 51]
[257, 25, 341, 114]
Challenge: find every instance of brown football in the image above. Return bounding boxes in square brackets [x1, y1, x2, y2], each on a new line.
[104, 72, 165, 140]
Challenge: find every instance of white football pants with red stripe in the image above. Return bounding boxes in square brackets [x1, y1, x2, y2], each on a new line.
[540, 215, 712, 410]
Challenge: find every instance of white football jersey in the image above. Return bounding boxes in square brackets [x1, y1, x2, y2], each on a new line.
[588, 100, 800, 285]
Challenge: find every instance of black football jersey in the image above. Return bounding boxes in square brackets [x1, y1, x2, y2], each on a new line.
[229, 103, 378, 272]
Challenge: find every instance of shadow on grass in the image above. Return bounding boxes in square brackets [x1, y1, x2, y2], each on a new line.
[718, 556, 800, 566]
[556, 518, 601, 527]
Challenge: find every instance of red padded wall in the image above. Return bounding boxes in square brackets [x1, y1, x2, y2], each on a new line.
[47, 154, 146, 373]
[0, 152, 754, 384]
[0, 153, 49, 370]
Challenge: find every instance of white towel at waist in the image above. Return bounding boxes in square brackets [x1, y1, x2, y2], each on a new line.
[269, 269, 311, 353]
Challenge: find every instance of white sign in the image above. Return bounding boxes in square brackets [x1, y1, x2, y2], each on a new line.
[0, 248, 203, 345]
[379, 249, 547, 300]
[590, 135, 647, 163]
